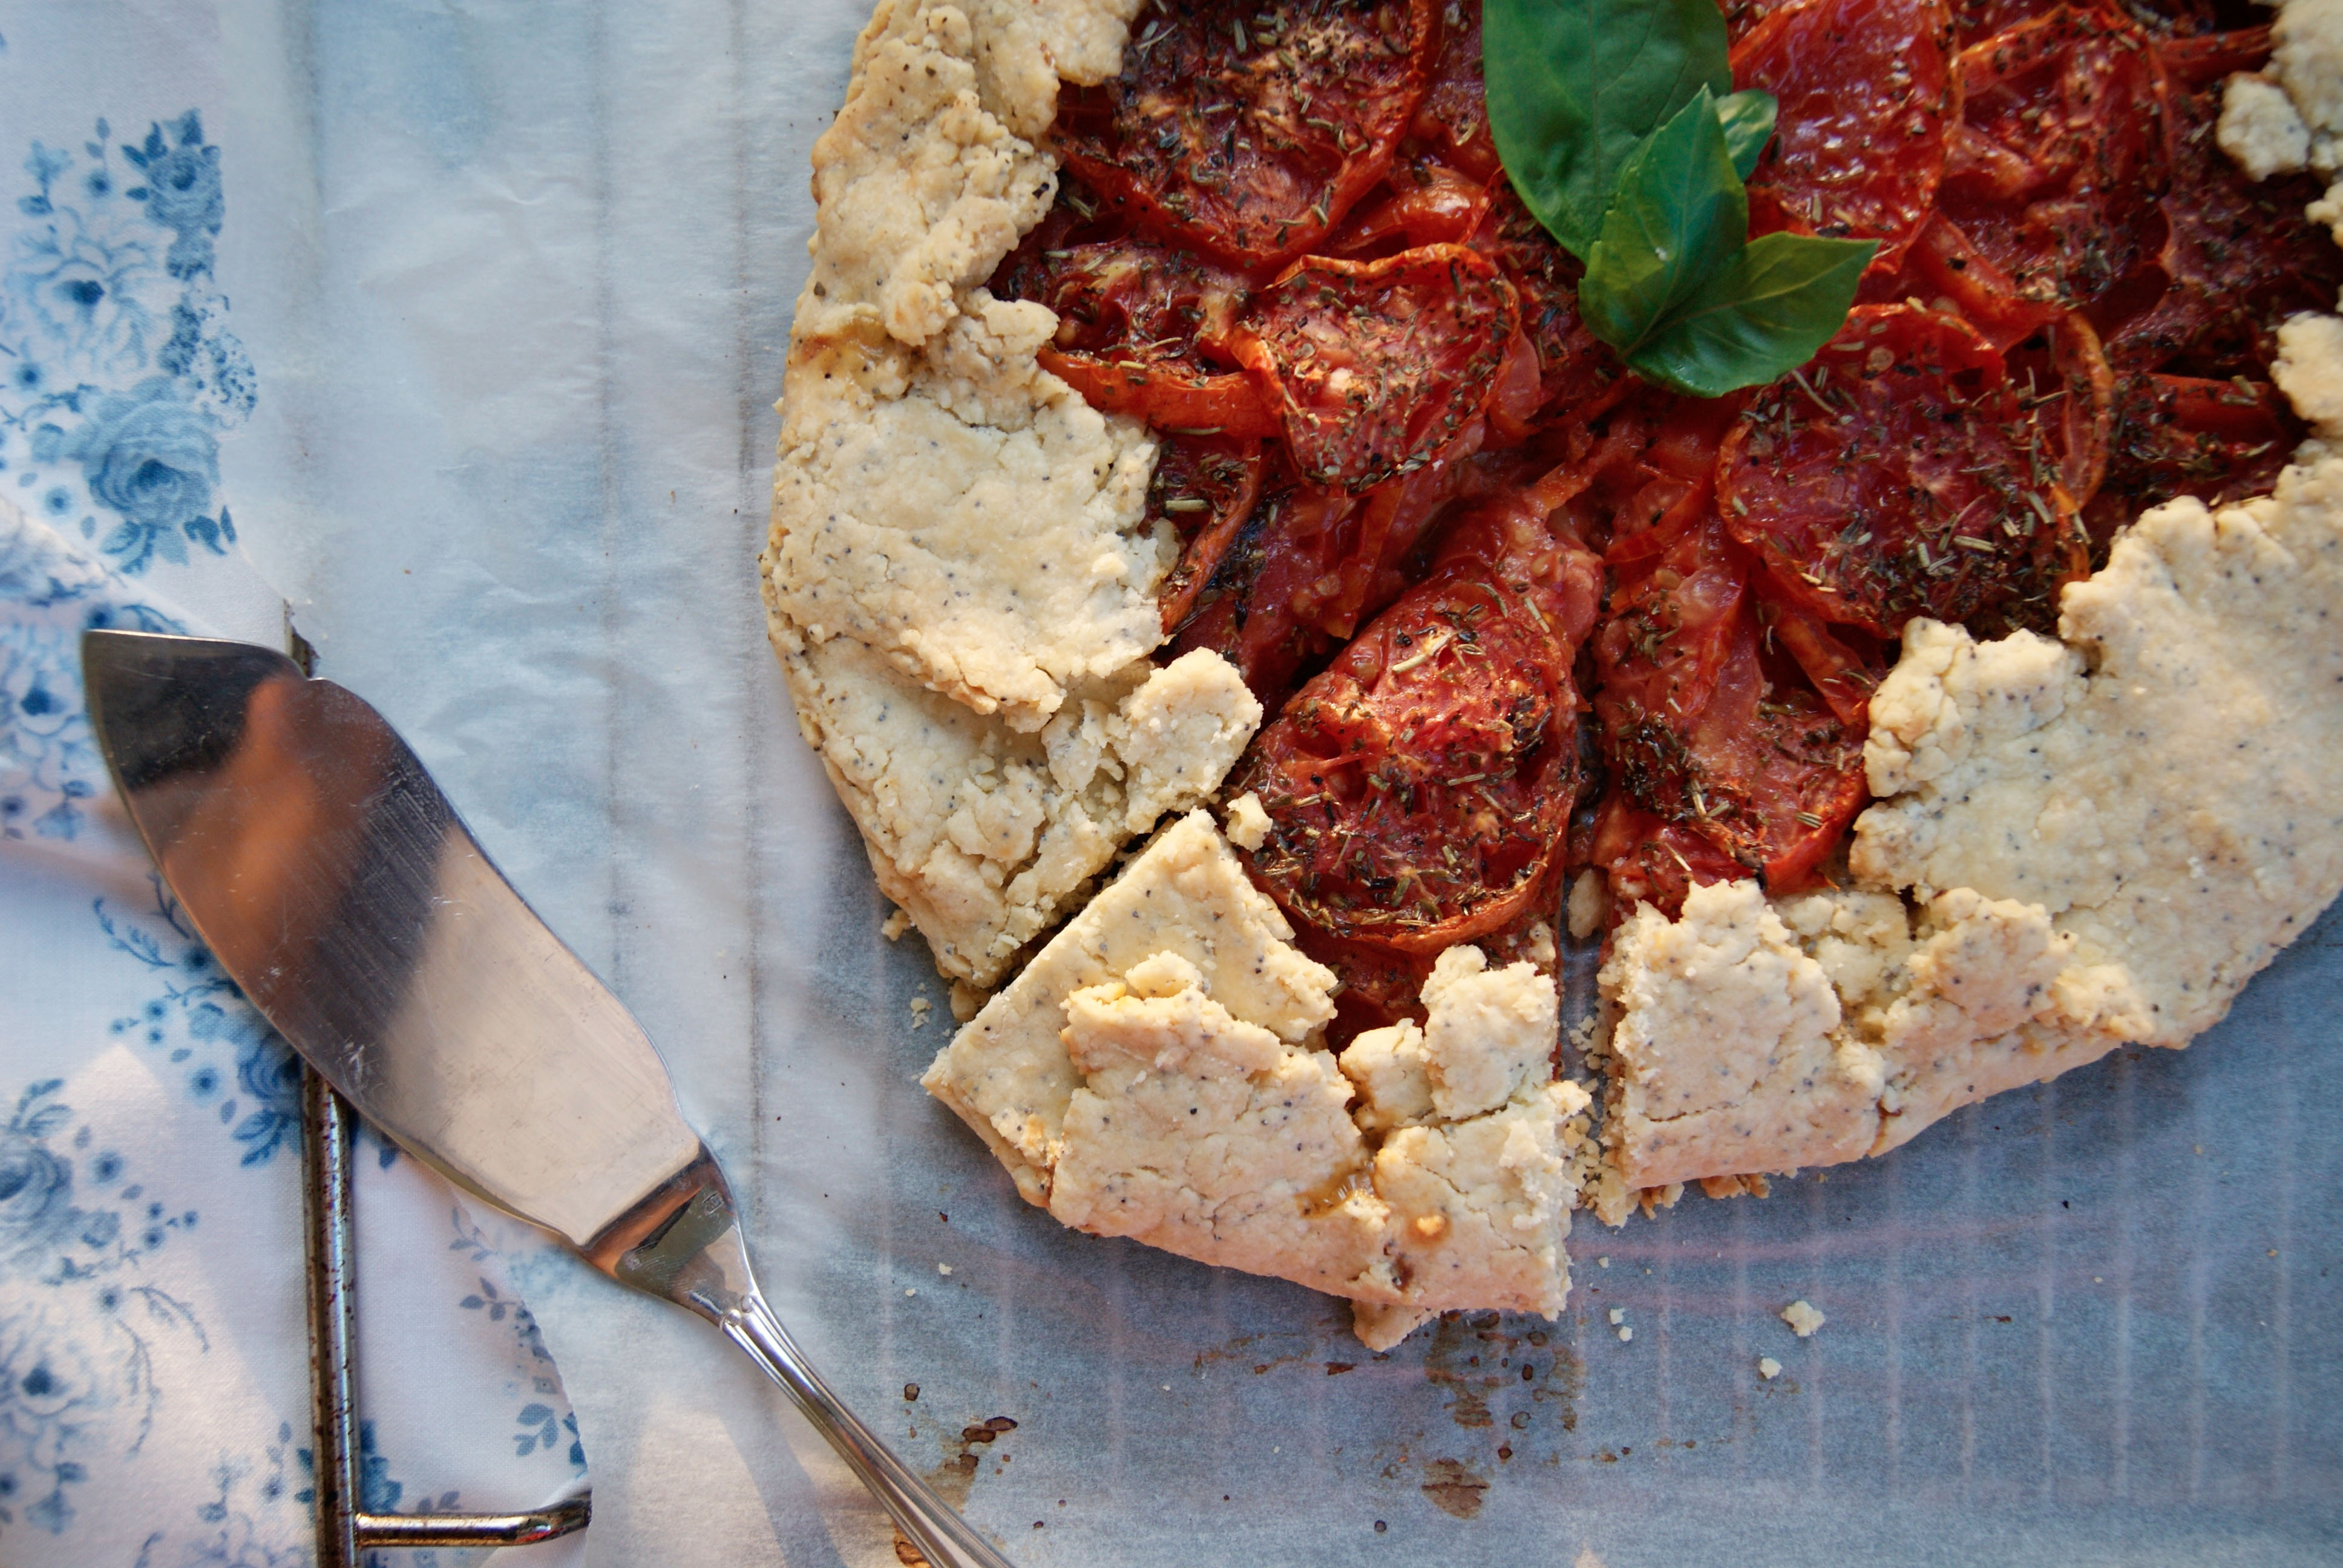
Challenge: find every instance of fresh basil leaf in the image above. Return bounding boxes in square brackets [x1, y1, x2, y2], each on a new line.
[1625, 230, 1879, 398]
[1484, 0, 1731, 259]
[1715, 89, 1777, 182]
[1578, 90, 1748, 359]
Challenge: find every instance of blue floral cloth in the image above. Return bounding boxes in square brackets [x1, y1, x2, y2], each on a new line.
[0, 85, 588, 1568]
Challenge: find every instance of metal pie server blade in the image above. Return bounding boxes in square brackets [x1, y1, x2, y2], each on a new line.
[82, 629, 1015, 1568]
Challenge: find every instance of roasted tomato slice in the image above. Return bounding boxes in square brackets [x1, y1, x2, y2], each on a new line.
[1230, 497, 1602, 953]
[1165, 457, 1354, 708]
[1234, 242, 1519, 492]
[2085, 373, 2298, 541]
[1717, 304, 2089, 637]
[2109, 74, 2343, 377]
[2155, 24, 2271, 90]
[1755, 584, 1889, 728]
[1472, 188, 1622, 422]
[1595, 516, 1749, 773]
[1682, 622, 1870, 892]
[1735, 0, 1959, 275]
[1592, 522, 1869, 913]
[1296, 893, 1559, 1046]
[1329, 161, 1492, 258]
[990, 221, 1280, 437]
[1409, 0, 1502, 181]
[1152, 434, 1267, 633]
[1054, 0, 1438, 269]
[1039, 351, 1280, 437]
[1939, 4, 2170, 314]
[1898, 212, 2065, 351]
[1947, 0, 2063, 45]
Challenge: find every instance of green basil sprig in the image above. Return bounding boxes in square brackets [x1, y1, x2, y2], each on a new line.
[1484, 0, 1875, 399]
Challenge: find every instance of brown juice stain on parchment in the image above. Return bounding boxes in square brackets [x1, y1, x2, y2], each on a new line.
[897, 1414, 1022, 1566]
[916, 1413, 1021, 1511]
[1419, 1458, 1490, 1518]
[1192, 1329, 1330, 1378]
[1425, 1311, 1580, 1436]
[1346, 1311, 1591, 1522]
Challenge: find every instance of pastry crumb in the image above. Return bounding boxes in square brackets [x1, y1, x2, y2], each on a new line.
[909, 996, 933, 1028]
[1616, 1325, 1633, 1342]
[1758, 1356, 1782, 1380]
[1566, 868, 1610, 941]
[937, 1262, 953, 1275]
[882, 907, 913, 941]
[1607, 1308, 1625, 1325]
[2220, 71, 2311, 180]
[1781, 1299, 1826, 1338]
[1223, 790, 1272, 851]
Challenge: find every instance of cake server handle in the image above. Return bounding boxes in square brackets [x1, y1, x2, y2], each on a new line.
[595, 1152, 1018, 1568]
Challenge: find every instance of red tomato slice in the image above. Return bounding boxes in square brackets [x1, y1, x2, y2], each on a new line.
[1054, 0, 1438, 268]
[1587, 794, 1749, 917]
[1724, 0, 1797, 45]
[1690, 635, 1871, 892]
[1948, 0, 2063, 45]
[990, 221, 1282, 437]
[1039, 350, 1282, 437]
[2157, 24, 2270, 90]
[1898, 213, 2065, 350]
[1152, 435, 1267, 633]
[1591, 529, 1869, 913]
[1716, 304, 2089, 637]
[1229, 500, 1602, 953]
[2085, 373, 2298, 541]
[1295, 892, 1561, 1046]
[1164, 459, 1355, 708]
[1596, 515, 1749, 736]
[1407, 0, 1502, 181]
[1947, 0, 2212, 48]
[1598, 393, 1743, 564]
[1754, 587, 1889, 728]
[1234, 242, 1520, 492]
[1472, 188, 1624, 422]
[1939, 5, 2169, 316]
[1329, 162, 1492, 258]
[1312, 437, 1484, 638]
[2111, 76, 2343, 379]
[1734, 0, 1959, 275]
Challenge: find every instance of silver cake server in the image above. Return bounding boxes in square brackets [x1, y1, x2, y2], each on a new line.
[81, 629, 1014, 1568]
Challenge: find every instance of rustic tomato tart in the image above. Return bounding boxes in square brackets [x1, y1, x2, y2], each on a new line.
[764, 0, 2343, 1344]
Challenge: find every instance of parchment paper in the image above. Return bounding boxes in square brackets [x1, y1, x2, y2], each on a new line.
[215, 2, 2343, 1562]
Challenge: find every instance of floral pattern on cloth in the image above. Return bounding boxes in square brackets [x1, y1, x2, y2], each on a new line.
[0, 97, 588, 1568]
[3, 113, 251, 578]
[0, 488, 179, 848]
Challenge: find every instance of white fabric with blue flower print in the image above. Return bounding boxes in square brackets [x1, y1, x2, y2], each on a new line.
[0, 30, 589, 1568]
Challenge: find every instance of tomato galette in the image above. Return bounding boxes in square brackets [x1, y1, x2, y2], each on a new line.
[765, 0, 2343, 1345]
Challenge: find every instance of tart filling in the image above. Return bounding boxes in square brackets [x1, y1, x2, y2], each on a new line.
[765, 0, 2343, 1344]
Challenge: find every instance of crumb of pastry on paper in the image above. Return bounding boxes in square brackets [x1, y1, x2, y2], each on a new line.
[1593, 452, 2343, 1211]
[923, 811, 1596, 1347]
[1781, 1299, 1826, 1338]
